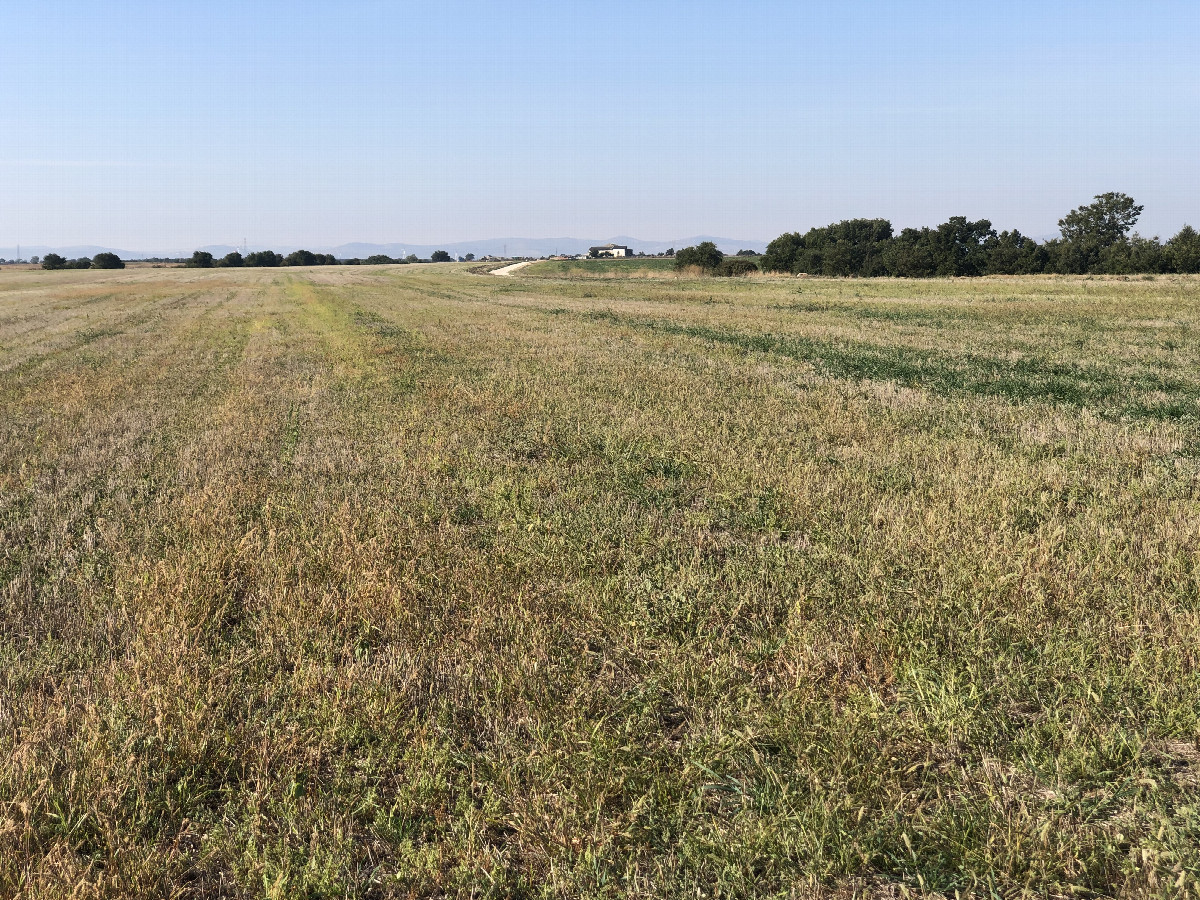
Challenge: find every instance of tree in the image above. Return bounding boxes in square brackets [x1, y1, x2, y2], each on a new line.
[187, 251, 214, 268]
[66, 257, 92, 269]
[218, 251, 244, 267]
[1059, 192, 1143, 246]
[404, 254, 419, 264]
[762, 232, 806, 273]
[1167, 225, 1200, 274]
[735, 249, 758, 257]
[464, 253, 475, 261]
[983, 230, 1047, 275]
[881, 228, 936, 277]
[92, 252, 124, 269]
[245, 251, 282, 267]
[42, 253, 66, 270]
[1096, 234, 1167, 274]
[365, 254, 394, 265]
[674, 241, 723, 272]
[30, 255, 39, 265]
[431, 250, 452, 262]
[1056, 192, 1143, 273]
[285, 249, 319, 266]
[763, 220, 893, 276]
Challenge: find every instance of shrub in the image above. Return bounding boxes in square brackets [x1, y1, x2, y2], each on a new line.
[365, 254, 395, 265]
[41, 253, 66, 270]
[431, 250, 452, 262]
[186, 251, 214, 268]
[716, 258, 759, 276]
[66, 257, 92, 269]
[218, 252, 244, 267]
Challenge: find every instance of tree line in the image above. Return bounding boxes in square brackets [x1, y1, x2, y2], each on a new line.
[755, 193, 1200, 277]
[40, 249, 464, 270]
[40, 252, 125, 270]
[185, 249, 459, 267]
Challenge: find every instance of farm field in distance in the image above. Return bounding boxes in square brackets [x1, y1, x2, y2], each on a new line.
[3, 263, 1200, 897]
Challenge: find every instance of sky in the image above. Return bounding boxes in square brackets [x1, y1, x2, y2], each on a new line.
[2, 0, 1198, 251]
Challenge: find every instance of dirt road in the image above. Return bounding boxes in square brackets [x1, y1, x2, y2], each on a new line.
[490, 260, 535, 276]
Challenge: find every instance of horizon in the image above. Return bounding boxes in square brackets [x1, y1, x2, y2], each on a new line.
[3, 0, 1199, 248]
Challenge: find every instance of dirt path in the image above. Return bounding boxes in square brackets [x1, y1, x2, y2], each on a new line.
[490, 260, 536, 276]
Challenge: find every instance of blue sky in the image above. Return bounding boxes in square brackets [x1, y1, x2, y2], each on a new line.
[2, 0, 1198, 250]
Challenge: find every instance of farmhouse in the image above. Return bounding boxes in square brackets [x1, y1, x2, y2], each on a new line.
[589, 243, 630, 258]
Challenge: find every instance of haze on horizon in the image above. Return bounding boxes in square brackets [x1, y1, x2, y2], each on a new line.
[3, 0, 1198, 252]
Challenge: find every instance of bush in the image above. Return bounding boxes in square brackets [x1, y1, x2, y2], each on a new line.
[674, 241, 723, 273]
[186, 251, 214, 268]
[431, 250, 452, 262]
[218, 252, 244, 267]
[41, 253, 66, 270]
[92, 252, 124, 269]
[245, 251, 282, 267]
[365, 254, 395, 265]
[66, 257, 92, 269]
[716, 258, 759, 276]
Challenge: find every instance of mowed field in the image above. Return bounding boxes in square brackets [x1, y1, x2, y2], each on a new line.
[2, 263, 1199, 898]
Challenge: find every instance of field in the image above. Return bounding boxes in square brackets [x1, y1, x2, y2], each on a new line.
[2, 264, 1199, 898]
[528, 258, 678, 278]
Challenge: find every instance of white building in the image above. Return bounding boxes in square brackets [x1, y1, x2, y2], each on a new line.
[588, 244, 631, 258]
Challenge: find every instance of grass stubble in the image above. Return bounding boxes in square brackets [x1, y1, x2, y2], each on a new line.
[1, 263, 1199, 898]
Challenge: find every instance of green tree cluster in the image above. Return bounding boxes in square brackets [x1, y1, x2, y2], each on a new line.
[763, 194, 1200, 276]
[41, 252, 124, 270]
[674, 241, 724, 272]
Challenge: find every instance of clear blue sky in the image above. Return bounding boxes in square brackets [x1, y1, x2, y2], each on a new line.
[2, 0, 1198, 251]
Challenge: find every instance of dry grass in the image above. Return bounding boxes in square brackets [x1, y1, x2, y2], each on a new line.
[2, 265, 1199, 898]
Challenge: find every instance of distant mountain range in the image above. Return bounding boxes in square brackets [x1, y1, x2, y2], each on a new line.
[0, 235, 768, 262]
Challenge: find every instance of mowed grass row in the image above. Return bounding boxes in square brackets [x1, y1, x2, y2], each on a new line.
[1, 266, 1199, 898]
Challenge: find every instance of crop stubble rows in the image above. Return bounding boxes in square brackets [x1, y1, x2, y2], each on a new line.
[1, 265, 1199, 897]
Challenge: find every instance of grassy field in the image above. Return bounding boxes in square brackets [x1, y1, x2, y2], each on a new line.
[528, 258, 678, 278]
[2, 264, 1199, 898]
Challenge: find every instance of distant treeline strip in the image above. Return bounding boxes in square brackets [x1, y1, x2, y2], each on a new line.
[756, 193, 1200, 277]
[184, 249, 458, 267]
[666, 193, 1199, 278]
[40, 249, 464, 270]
